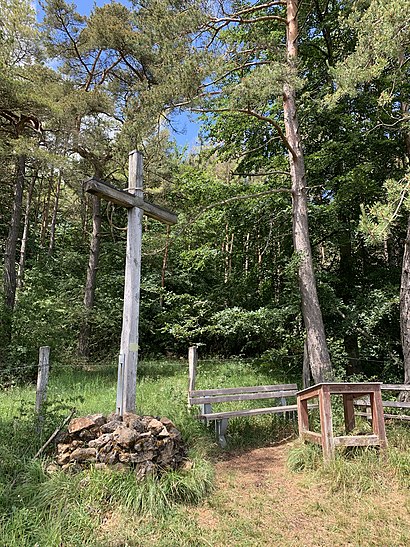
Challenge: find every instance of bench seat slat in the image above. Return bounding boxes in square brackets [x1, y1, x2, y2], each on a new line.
[199, 404, 299, 420]
[191, 384, 297, 397]
[190, 390, 297, 405]
[198, 403, 318, 421]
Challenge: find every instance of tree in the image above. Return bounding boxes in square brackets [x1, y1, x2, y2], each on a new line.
[330, 0, 410, 385]
[0, 0, 52, 350]
[188, 0, 333, 382]
[41, 0, 208, 357]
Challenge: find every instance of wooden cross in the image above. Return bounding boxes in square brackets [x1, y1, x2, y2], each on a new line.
[84, 150, 177, 415]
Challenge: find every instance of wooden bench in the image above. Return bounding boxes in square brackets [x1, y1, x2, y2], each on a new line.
[187, 346, 305, 447]
[354, 384, 410, 422]
[189, 383, 299, 447]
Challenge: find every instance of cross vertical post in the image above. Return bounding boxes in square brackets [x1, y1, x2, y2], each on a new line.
[83, 151, 177, 416]
[116, 151, 143, 415]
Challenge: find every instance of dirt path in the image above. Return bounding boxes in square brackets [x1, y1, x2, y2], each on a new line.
[192, 442, 410, 547]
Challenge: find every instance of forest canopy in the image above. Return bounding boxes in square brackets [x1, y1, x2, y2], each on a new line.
[1, 0, 409, 386]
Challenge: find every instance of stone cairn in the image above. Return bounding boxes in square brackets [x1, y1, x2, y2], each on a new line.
[55, 412, 187, 477]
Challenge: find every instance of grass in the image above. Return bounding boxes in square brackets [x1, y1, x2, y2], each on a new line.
[0, 357, 409, 545]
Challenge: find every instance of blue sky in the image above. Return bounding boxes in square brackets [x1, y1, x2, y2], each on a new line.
[36, 0, 200, 149]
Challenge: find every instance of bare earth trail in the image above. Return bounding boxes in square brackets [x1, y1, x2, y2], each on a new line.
[190, 442, 410, 547]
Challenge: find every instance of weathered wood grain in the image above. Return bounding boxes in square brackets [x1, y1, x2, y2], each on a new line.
[35, 346, 50, 413]
[191, 384, 297, 397]
[190, 390, 299, 405]
[188, 346, 197, 407]
[84, 177, 177, 225]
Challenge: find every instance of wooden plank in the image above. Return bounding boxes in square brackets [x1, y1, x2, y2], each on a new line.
[187, 346, 197, 407]
[319, 385, 335, 460]
[343, 394, 355, 433]
[190, 390, 298, 405]
[191, 384, 297, 397]
[370, 390, 388, 449]
[297, 382, 382, 396]
[84, 177, 177, 225]
[116, 151, 143, 415]
[198, 403, 318, 421]
[355, 399, 410, 409]
[382, 384, 410, 391]
[297, 397, 309, 434]
[333, 435, 380, 447]
[300, 431, 322, 445]
[199, 404, 299, 420]
[356, 411, 410, 422]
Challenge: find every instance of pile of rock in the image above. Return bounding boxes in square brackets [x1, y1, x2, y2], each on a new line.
[55, 412, 187, 477]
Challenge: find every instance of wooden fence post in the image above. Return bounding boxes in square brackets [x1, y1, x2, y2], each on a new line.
[188, 346, 198, 406]
[36, 346, 50, 430]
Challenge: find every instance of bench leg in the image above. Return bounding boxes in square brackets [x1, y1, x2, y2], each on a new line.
[201, 403, 212, 426]
[280, 397, 287, 418]
[215, 419, 228, 448]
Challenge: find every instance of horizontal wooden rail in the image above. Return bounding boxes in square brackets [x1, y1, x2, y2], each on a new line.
[191, 384, 297, 397]
[333, 435, 380, 447]
[356, 411, 410, 421]
[190, 389, 297, 405]
[355, 399, 410, 409]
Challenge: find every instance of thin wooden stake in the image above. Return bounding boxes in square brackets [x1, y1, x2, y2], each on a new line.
[35, 346, 50, 415]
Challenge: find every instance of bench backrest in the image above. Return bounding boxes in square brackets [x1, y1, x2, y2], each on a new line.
[189, 384, 298, 406]
[381, 384, 410, 391]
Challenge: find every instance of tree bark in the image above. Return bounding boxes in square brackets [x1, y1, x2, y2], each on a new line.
[400, 100, 410, 392]
[284, 0, 332, 383]
[400, 214, 410, 399]
[17, 169, 36, 291]
[40, 173, 53, 246]
[48, 170, 62, 255]
[78, 195, 102, 358]
[4, 154, 25, 312]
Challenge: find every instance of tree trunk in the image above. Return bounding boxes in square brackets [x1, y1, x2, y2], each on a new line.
[40, 173, 53, 246]
[48, 170, 62, 255]
[302, 339, 311, 388]
[3, 154, 25, 312]
[17, 169, 36, 291]
[400, 214, 410, 386]
[400, 101, 410, 391]
[78, 195, 102, 358]
[284, 0, 332, 383]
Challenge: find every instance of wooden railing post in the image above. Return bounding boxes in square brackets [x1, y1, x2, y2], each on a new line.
[188, 346, 198, 406]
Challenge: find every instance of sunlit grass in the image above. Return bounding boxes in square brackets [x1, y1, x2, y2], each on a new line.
[1, 358, 409, 545]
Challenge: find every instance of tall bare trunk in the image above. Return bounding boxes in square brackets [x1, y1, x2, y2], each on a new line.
[48, 171, 62, 255]
[400, 216, 410, 394]
[400, 100, 410, 390]
[284, 0, 332, 383]
[17, 170, 36, 291]
[160, 225, 170, 308]
[78, 195, 102, 358]
[40, 173, 53, 246]
[4, 154, 25, 311]
[2, 154, 25, 348]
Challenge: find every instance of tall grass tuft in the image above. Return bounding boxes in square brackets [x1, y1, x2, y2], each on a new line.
[287, 429, 410, 495]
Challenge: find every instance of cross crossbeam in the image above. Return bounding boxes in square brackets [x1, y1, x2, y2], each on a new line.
[84, 177, 177, 225]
